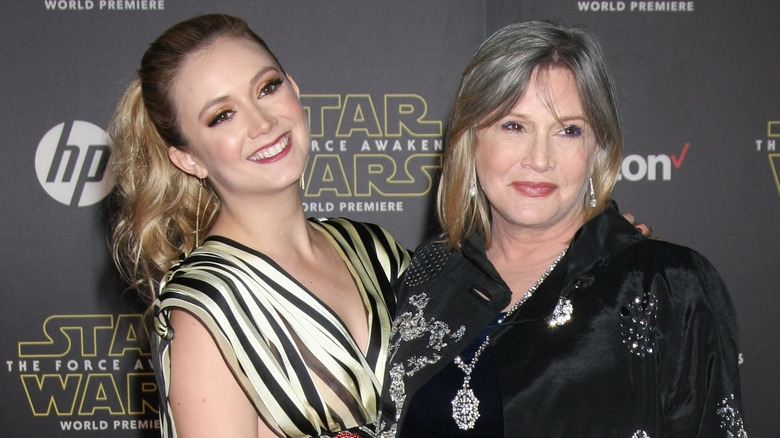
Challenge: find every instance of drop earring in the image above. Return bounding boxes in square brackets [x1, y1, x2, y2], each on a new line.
[195, 178, 203, 247]
[469, 172, 477, 198]
[588, 177, 597, 208]
[300, 156, 309, 192]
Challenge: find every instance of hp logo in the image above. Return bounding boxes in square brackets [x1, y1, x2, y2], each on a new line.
[34, 121, 114, 207]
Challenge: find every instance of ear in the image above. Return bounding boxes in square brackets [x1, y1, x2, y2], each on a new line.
[168, 146, 208, 179]
[287, 74, 301, 97]
[593, 143, 605, 163]
[586, 144, 603, 176]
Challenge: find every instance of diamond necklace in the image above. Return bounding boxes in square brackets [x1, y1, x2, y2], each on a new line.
[451, 248, 568, 430]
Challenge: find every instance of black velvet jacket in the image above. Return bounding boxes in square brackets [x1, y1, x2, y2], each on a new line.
[376, 206, 746, 438]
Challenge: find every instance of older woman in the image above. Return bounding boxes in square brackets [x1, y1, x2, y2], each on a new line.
[377, 21, 747, 437]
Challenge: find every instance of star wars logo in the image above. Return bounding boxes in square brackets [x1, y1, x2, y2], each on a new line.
[6, 315, 158, 430]
[300, 94, 443, 203]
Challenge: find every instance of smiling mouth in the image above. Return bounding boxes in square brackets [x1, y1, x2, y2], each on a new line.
[248, 134, 290, 161]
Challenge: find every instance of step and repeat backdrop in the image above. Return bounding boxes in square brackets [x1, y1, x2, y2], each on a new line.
[1, 1, 777, 436]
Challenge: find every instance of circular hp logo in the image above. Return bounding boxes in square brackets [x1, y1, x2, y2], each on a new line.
[34, 121, 115, 207]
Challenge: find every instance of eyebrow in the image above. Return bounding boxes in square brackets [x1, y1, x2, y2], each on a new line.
[197, 66, 282, 120]
[502, 111, 587, 122]
[250, 66, 280, 88]
[556, 115, 588, 123]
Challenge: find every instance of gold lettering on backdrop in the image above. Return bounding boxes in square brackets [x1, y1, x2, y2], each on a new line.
[769, 154, 780, 195]
[300, 94, 444, 200]
[301, 94, 442, 138]
[301, 153, 441, 197]
[12, 315, 158, 418]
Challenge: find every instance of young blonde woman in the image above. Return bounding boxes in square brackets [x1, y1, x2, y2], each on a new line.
[109, 14, 409, 438]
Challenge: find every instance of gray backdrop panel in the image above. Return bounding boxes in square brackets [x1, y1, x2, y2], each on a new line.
[1, 1, 776, 436]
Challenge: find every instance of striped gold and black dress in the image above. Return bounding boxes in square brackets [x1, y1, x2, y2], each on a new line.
[151, 218, 410, 437]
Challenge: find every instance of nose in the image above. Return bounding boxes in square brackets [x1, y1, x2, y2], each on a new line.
[247, 104, 276, 138]
[521, 133, 554, 172]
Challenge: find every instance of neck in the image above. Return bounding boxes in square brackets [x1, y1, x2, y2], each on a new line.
[486, 215, 581, 307]
[208, 187, 314, 257]
[487, 214, 581, 266]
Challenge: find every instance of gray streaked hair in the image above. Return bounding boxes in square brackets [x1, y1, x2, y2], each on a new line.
[437, 20, 623, 249]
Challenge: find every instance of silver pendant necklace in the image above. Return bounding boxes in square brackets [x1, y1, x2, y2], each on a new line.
[451, 248, 568, 430]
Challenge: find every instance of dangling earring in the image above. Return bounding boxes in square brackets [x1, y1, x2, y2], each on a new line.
[300, 156, 309, 192]
[588, 177, 597, 208]
[195, 178, 203, 247]
[469, 174, 477, 198]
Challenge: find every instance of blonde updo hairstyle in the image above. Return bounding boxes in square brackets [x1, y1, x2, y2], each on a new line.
[437, 20, 623, 250]
[108, 14, 284, 306]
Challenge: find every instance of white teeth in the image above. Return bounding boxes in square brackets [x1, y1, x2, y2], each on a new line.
[249, 135, 289, 161]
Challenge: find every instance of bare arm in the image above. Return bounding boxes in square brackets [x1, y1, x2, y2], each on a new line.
[168, 309, 270, 437]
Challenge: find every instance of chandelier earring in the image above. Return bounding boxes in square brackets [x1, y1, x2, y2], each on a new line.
[469, 174, 477, 198]
[588, 176, 597, 208]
